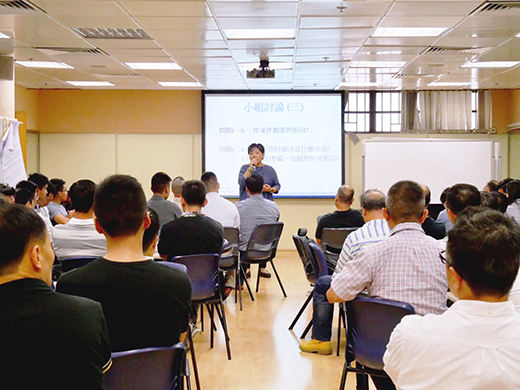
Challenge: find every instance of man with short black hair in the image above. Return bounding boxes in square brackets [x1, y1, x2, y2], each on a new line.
[420, 184, 446, 239]
[58, 175, 192, 352]
[147, 172, 182, 227]
[0, 184, 14, 204]
[201, 171, 240, 228]
[52, 179, 107, 260]
[0, 203, 112, 389]
[384, 208, 520, 389]
[159, 180, 224, 259]
[236, 174, 280, 278]
[171, 176, 185, 209]
[14, 180, 37, 208]
[48, 178, 70, 225]
[315, 185, 364, 245]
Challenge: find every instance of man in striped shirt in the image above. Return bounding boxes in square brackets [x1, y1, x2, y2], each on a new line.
[300, 189, 391, 355]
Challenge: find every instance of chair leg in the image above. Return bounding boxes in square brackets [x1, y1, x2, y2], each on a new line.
[289, 291, 313, 330]
[240, 264, 255, 301]
[339, 361, 348, 390]
[236, 267, 243, 311]
[337, 304, 342, 356]
[300, 319, 312, 339]
[185, 356, 191, 390]
[355, 363, 369, 390]
[255, 264, 261, 293]
[214, 304, 230, 342]
[270, 260, 287, 297]
[216, 301, 232, 360]
[187, 325, 201, 390]
[209, 304, 215, 348]
[200, 305, 204, 332]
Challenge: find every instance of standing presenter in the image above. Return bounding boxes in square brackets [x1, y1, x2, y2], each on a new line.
[238, 143, 280, 201]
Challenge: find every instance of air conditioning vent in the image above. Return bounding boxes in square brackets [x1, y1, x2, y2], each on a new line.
[35, 47, 108, 56]
[74, 28, 151, 40]
[394, 74, 436, 79]
[477, 1, 520, 14]
[0, 0, 36, 12]
[422, 46, 490, 55]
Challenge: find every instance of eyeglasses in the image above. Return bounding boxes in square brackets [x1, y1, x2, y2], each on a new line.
[439, 250, 464, 278]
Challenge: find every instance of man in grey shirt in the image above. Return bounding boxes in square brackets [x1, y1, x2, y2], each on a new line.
[147, 172, 182, 227]
[236, 174, 280, 278]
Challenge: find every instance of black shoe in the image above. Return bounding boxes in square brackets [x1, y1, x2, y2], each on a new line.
[245, 270, 251, 279]
[259, 269, 271, 278]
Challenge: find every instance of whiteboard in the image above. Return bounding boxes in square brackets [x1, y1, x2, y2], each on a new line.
[363, 139, 499, 203]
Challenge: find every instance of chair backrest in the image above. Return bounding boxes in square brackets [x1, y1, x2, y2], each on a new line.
[61, 256, 98, 273]
[321, 227, 358, 253]
[308, 242, 330, 278]
[170, 253, 220, 301]
[104, 343, 186, 390]
[292, 233, 318, 284]
[244, 222, 284, 262]
[345, 295, 415, 370]
[158, 261, 188, 274]
[221, 226, 239, 268]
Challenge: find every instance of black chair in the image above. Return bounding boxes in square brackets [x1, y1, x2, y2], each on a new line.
[221, 226, 243, 310]
[240, 222, 285, 299]
[61, 256, 98, 273]
[320, 227, 358, 272]
[339, 295, 415, 390]
[171, 253, 232, 360]
[104, 343, 186, 390]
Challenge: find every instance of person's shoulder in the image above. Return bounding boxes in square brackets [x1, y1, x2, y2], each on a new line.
[52, 288, 104, 317]
[57, 259, 103, 284]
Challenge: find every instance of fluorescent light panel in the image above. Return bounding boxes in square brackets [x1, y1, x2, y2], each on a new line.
[225, 29, 295, 40]
[158, 82, 202, 87]
[16, 61, 73, 69]
[373, 27, 448, 37]
[238, 62, 292, 70]
[67, 81, 114, 87]
[0, 32, 10, 39]
[351, 61, 406, 68]
[126, 62, 181, 70]
[462, 61, 520, 68]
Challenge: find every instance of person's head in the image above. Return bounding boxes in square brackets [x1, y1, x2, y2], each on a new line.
[0, 184, 15, 204]
[0, 204, 54, 285]
[151, 172, 172, 198]
[143, 208, 160, 256]
[445, 184, 480, 222]
[484, 180, 499, 192]
[15, 180, 37, 209]
[181, 180, 207, 208]
[49, 178, 68, 204]
[28, 173, 49, 207]
[506, 180, 520, 204]
[69, 180, 96, 214]
[446, 207, 520, 299]
[171, 176, 185, 198]
[480, 191, 508, 213]
[201, 171, 219, 193]
[46, 181, 55, 203]
[94, 175, 148, 238]
[419, 184, 431, 206]
[497, 178, 513, 194]
[245, 173, 264, 195]
[385, 180, 426, 226]
[360, 189, 386, 221]
[440, 187, 450, 205]
[335, 185, 355, 207]
[248, 143, 265, 165]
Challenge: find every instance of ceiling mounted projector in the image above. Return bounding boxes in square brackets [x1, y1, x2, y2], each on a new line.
[246, 59, 275, 79]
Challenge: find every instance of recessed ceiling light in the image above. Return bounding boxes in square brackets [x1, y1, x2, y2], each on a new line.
[462, 61, 520, 68]
[125, 62, 182, 70]
[238, 62, 292, 70]
[0, 32, 10, 39]
[16, 61, 73, 69]
[225, 29, 295, 40]
[428, 81, 472, 86]
[351, 61, 406, 68]
[372, 27, 448, 37]
[158, 82, 202, 87]
[375, 50, 402, 55]
[66, 81, 114, 87]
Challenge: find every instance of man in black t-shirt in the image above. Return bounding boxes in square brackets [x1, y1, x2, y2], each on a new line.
[58, 175, 192, 352]
[0, 204, 111, 389]
[158, 180, 224, 259]
[315, 185, 364, 243]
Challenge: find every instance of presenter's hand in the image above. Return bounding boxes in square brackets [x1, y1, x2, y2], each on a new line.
[263, 184, 272, 193]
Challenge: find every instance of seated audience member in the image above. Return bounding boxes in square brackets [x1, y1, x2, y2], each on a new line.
[505, 180, 520, 225]
[48, 178, 70, 225]
[384, 208, 520, 390]
[171, 176, 185, 209]
[497, 177, 513, 195]
[315, 185, 364, 245]
[326, 181, 448, 389]
[439, 183, 481, 249]
[143, 208, 161, 258]
[159, 180, 224, 259]
[480, 190, 508, 213]
[436, 187, 454, 233]
[420, 184, 446, 239]
[236, 174, 280, 278]
[201, 171, 241, 227]
[28, 173, 53, 234]
[300, 189, 391, 355]
[52, 179, 107, 260]
[0, 204, 111, 389]
[483, 179, 499, 192]
[57, 175, 192, 352]
[147, 172, 182, 227]
[0, 183, 15, 203]
[15, 180, 37, 208]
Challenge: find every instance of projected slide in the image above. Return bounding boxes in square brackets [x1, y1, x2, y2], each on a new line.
[203, 92, 344, 198]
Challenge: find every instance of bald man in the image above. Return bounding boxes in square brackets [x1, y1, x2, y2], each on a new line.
[315, 185, 364, 244]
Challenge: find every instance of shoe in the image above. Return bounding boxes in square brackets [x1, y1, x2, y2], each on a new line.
[245, 270, 251, 279]
[299, 339, 332, 355]
[190, 323, 201, 339]
[259, 269, 271, 278]
[222, 286, 234, 300]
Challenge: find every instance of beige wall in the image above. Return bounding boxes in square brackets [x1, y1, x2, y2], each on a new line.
[0, 79, 14, 118]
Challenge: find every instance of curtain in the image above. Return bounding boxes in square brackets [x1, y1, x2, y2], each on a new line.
[415, 90, 472, 131]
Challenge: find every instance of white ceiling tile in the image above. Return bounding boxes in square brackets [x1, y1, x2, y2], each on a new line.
[298, 28, 372, 40]
[298, 37, 366, 48]
[92, 39, 162, 50]
[212, 2, 298, 17]
[54, 16, 141, 29]
[378, 16, 464, 28]
[120, 2, 212, 17]
[365, 37, 437, 46]
[134, 17, 218, 30]
[297, 47, 358, 56]
[227, 39, 294, 49]
[386, 2, 481, 17]
[30, 0, 128, 16]
[219, 17, 296, 29]
[300, 16, 379, 29]
[105, 49, 169, 59]
[301, 2, 390, 17]
[166, 49, 232, 58]
[477, 39, 520, 62]
[148, 29, 223, 42]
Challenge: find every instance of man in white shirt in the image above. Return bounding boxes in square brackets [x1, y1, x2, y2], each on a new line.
[201, 171, 240, 228]
[384, 207, 520, 390]
[52, 179, 107, 260]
